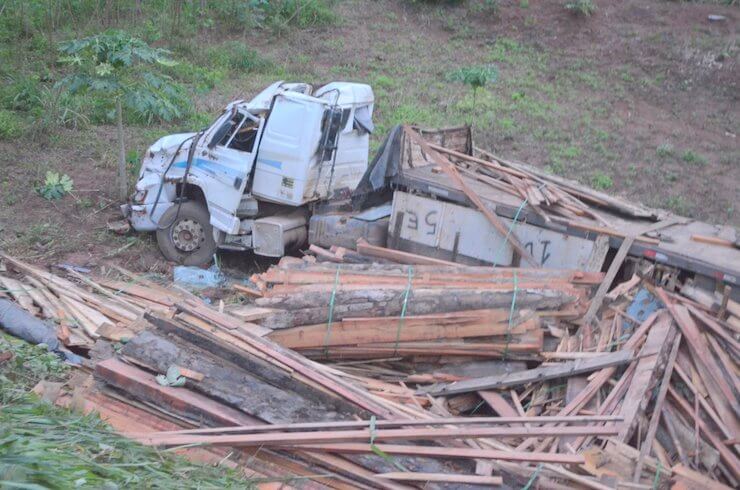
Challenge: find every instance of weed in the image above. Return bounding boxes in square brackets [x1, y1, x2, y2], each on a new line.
[0, 109, 24, 139]
[545, 158, 566, 175]
[656, 143, 674, 158]
[37, 171, 74, 200]
[31, 87, 90, 134]
[471, 0, 500, 14]
[591, 172, 613, 190]
[662, 195, 693, 216]
[373, 75, 397, 91]
[0, 74, 42, 112]
[489, 38, 522, 62]
[208, 42, 272, 74]
[681, 149, 707, 165]
[565, 0, 597, 16]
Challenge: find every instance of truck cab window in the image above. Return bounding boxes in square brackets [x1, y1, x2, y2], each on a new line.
[214, 111, 258, 153]
[229, 118, 259, 153]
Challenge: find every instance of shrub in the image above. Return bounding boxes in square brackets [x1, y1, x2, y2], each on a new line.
[565, 0, 597, 16]
[0, 109, 24, 139]
[31, 87, 90, 132]
[207, 42, 272, 73]
[0, 74, 42, 112]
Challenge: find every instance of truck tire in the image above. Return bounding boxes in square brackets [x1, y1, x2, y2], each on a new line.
[156, 201, 217, 266]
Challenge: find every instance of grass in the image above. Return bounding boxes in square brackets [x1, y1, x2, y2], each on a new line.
[656, 143, 674, 158]
[0, 333, 252, 489]
[681, 149, 708, 166]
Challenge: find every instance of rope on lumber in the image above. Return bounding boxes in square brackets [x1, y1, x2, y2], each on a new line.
[651, 461, 662, 490]
[393, 266, 414, 356]
[522, 463, 543, 490]
[503, 270, 519, 360]
[368, 415, 407, 471]
[322, 266, 341, 358]
[493, 183, 546, 267]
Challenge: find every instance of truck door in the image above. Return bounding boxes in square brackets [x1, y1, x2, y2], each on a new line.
[200, 110, 264, 233]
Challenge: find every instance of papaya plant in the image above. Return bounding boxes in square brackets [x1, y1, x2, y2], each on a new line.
[57, 30, 184, 200]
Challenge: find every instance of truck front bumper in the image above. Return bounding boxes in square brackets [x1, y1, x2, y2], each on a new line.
[120, 202, 173, 232]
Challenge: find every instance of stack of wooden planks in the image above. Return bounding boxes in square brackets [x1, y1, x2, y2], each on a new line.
[250, 259, 601, 360]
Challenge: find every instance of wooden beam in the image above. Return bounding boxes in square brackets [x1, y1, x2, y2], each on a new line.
[423, 349, 634, 396]
[264, 442, 585, 464]
[616, 315, 678, 443]
[376, 472, 503, 486]
[355, 239, 458, 266]
[631, 333, 682, 482]
[136, 425, 622, 447]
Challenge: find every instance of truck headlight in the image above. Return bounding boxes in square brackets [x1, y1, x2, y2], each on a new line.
[132, 189, 148, 204]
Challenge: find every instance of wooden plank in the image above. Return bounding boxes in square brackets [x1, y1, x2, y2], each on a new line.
[376, 472, 502, 486]
[355, 239, 458, 266]
[668, 386, 740, 480]
[616, 315, 678, 443]
[296, 443, 584, 464]
[478, 391, 519, 418]
[169, 308, 398, 417]
[581, 236, 635, 327]
[631, 333, 682, 482]
[137, 415, 624, 439]
[515, 311, 659, 452]
[656, 289, 740, 435]
[135, 424, 622, 447]
[671, 463, 733, 490]
[690, 234, 738, 249]
[424, 349, 634, 395]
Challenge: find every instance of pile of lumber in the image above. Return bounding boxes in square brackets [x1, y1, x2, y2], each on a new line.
[1, 249, 737, 489]
[0, 253, 273, 348]
[250, 260, 601, 361]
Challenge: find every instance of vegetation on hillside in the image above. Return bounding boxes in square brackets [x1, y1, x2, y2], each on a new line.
[0, 333, 252, 488]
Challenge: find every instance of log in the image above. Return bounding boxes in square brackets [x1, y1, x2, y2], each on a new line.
[258, 288, 572, 329]
[268, 310, 537, 349]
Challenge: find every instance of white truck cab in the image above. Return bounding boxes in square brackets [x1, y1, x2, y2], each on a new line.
[122, 81, 374, 265]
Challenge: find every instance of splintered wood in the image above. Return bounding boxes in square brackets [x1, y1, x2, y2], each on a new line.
[1, 243, 738, 487]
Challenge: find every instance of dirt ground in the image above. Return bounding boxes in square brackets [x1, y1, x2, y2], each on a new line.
[0, 0, 737, 272]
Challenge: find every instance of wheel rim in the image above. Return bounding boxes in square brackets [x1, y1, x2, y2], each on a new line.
[171, 218, 205, 253]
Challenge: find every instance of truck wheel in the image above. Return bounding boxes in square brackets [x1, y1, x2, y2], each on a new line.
[156, 201, 217, 266]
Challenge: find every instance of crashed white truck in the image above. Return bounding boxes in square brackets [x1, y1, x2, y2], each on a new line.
[122, 81, 375, 265]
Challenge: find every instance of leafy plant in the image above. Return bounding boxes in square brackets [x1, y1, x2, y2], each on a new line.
[448, 65, 498, 121]
[38, 171, 74, 200]
[565, 0, 597, 16]
[57, 30, 186, 200]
